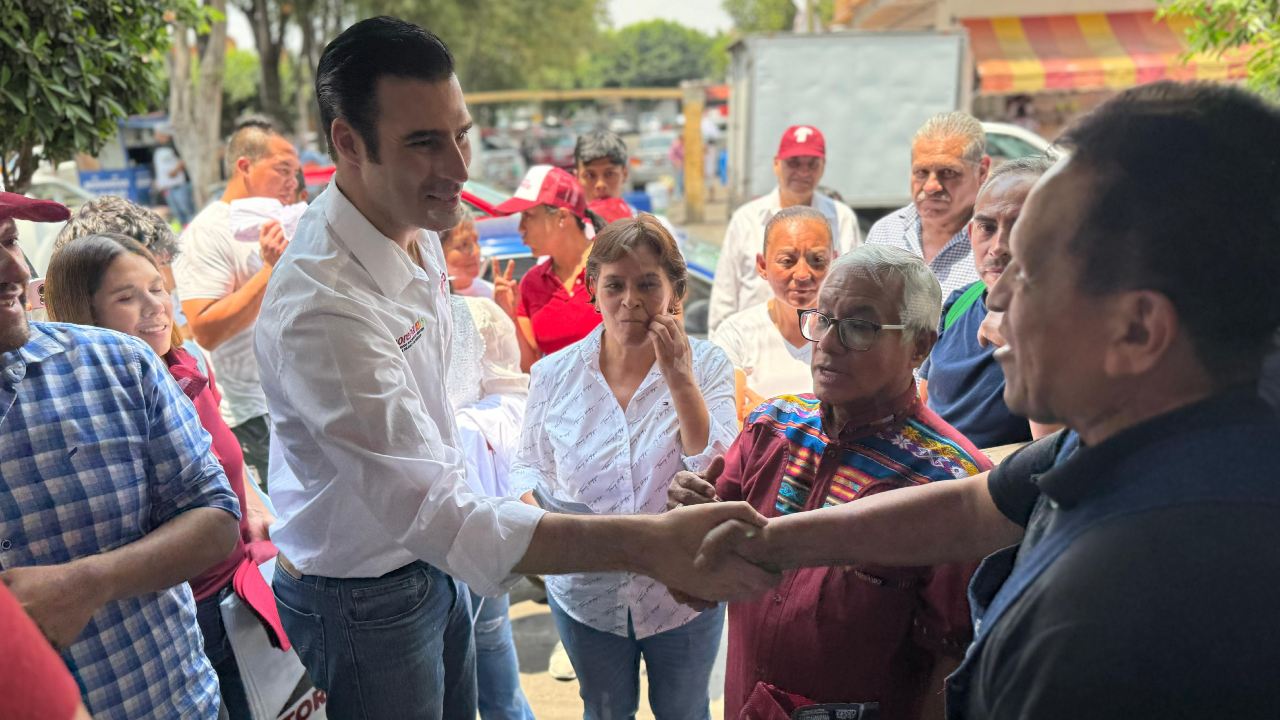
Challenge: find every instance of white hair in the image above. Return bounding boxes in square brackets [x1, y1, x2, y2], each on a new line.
[913, 111, 987, 164]
[828, 245, 942, 342]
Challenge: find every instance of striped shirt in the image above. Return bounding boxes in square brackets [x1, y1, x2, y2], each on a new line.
[0, 322, 239, 719]
[865, 202, 979, 302]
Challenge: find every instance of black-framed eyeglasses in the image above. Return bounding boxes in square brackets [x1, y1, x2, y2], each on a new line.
[797, 309, 906, 352]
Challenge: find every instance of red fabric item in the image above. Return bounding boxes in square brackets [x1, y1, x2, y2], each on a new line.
[741, 682, 820, 720]
[515, 260, 601, 355]
[716, 398, 988, 720]
[164, 348, 254, 602]
[0, 191, 71, 223]
[0, 583, 81, 720]
[775, 125, 826, 160]
[494, 165, 589, 220]
[232, 541, 290, 651]
[587, 197, 635, 224]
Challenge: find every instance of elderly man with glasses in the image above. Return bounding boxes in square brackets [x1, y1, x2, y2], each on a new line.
[670, 244, 992, 720]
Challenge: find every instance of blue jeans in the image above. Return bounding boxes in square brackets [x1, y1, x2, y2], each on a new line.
[470, 590, 536, 720]
[549, 596, 724, 720]
[195, 588, 252, 720]
[273, 560, 477, 719]
[164, 183, 195, 225]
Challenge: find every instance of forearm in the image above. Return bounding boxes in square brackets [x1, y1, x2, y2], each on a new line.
[747, 473, 1023, 570]
[513, 513, 655, 576]
[186, 268, 271, 350]
[669, 375, 711, 456]
[77, 507, 239, 604]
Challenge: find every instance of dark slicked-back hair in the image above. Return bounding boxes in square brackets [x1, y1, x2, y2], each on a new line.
[316, 16, 454, 163]
[1059, 80, 1280, 385]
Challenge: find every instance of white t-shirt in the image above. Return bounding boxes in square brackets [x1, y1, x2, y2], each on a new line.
[455, 277, 494, 300]
[173, 201, 267, 428]
[710, 301, 814, 402]
[152, 146, 184, 191]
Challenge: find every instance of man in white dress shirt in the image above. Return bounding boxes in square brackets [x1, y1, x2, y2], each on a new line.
[708, 124, 860, 331]
[254, 17, 777, 719]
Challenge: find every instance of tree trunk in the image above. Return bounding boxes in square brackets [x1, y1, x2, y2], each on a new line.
[244, 0, 289, 130]
[169, 0, 228, 208]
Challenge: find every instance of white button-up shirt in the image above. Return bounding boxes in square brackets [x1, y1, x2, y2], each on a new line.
[254, 183, 545, 596]
[708, 188, 860, 331]
[510, 326, 738, 638]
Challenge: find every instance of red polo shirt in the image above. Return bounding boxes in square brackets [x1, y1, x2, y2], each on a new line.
[165, 347, 251, 602]
[0, 583, 80, 720]
[516, 259, 601, 355]
[717, 389, 991, 720]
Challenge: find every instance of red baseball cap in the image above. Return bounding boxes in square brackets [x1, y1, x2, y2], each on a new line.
[0, 191, 71, 223]
[776, 125, 826, 160]
[494, 165, 588, 220]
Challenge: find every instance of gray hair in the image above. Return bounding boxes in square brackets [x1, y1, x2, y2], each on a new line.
[828, 244, 941, 343]
[982, 154, 1055, 191]
[762, 205, 834, 254]
[574, 130, 629, 168]
[225, 115, 280, 177]
[54, 196, 179, 263]
[913, 111, 987, 164]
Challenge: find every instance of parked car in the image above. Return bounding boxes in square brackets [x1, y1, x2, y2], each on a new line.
[630, 131, 677, 190]
[981, 121, 1061, 166]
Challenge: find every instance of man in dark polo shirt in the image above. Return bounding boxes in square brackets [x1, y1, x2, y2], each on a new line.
[681, 81, 1280, 719]
[920, 156, 1055, 448]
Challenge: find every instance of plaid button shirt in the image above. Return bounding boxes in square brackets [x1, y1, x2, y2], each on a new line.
[865, 202, 980, 301]
[0, 323, 239, 720]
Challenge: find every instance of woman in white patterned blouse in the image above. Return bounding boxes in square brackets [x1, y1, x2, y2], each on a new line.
[511, 215, 738, 720]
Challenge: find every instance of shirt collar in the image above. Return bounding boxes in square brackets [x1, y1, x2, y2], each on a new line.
[820, 380, 921, 444]
[163, 346, 209, 401]
[1035, 387, 1272, 508]
[322, 179, 431, 298]
[907, 203, 971, 260]
[2, 322, 69, 386]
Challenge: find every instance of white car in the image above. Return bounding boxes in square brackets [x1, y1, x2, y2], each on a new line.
[981, 121, 1062, 165]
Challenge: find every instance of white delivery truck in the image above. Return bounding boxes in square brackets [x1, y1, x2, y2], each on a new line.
[726, 30, 973, 226]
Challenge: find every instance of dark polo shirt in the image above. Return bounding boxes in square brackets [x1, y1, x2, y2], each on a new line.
[966, 391, 1280, 719]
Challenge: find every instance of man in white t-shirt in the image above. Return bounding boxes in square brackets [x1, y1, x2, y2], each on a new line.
[174, 117, 300, 485]
[711, 205, 833, 421]
[709, 125, 860, 331]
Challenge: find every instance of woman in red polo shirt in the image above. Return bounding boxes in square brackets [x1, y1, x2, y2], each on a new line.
[45, 232, 281, 720]
[495, 165, 606, 370]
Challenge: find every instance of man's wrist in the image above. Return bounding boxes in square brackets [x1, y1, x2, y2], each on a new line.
[69, 555, 117, 607]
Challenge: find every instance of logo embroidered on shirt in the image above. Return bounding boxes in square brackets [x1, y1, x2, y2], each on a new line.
[397, 316, 426, 351]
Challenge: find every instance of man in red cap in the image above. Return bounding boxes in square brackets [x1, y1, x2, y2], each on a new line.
[709, 124, 860, 331]
[1, 190, 242, 719]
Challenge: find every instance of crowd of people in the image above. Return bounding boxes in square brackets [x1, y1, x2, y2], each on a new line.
[3, 12, 1280, 720]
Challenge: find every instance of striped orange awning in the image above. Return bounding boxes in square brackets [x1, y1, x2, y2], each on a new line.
[963, 12, 1252, 95]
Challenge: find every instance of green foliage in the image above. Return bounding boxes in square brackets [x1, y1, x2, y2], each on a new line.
[722, 0, 797, 33]
[357, 0, 607, 91]
[0, 0, 180, 191]
[224, 47, 261, 105]
[590, 20, 715, 87]
[1158, 0, 1280, 95]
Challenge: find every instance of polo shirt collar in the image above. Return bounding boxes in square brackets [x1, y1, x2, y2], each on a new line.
[1035, 387, 1270, 508]
[820, 380, 920, 444]
[323, 179, 427, 299]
